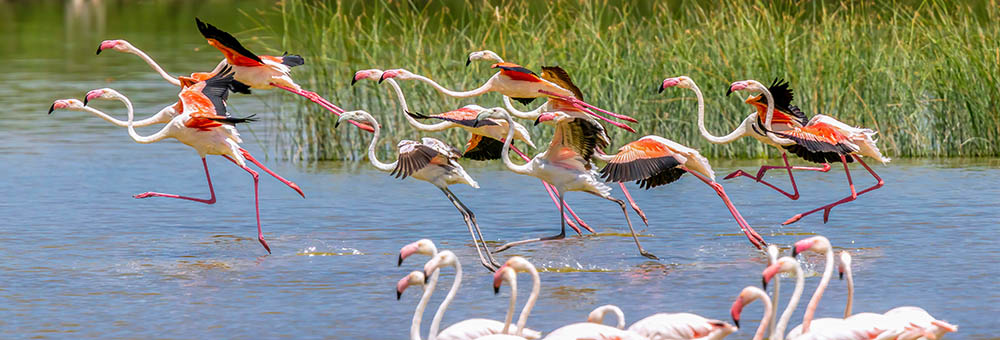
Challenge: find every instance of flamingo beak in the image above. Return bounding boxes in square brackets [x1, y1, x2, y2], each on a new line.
[351, 76, 358, 86]
[726, 86, 733, 96]
[397, 253, 404, 266]
[466, 57, 472, 67]
[657, 83, 664, 94]
[730, 299, 743, 328]
[378, 73, 387, 84]
[334, 120, 341, 128]
[533, 116, 542, 126]
[48, 103, 55, 114]
[96, 45, 103, 55]
[396, 289, 402, 300]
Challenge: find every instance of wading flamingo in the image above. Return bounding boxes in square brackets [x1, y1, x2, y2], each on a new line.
[60, 69, 303, 254]
[352, 70, 593, 234]
[397, 270, 438, 340]
[626, 311, 737, 340]
[730, 286, 774, 340]
[728, 79, 889, 225]
[475, 257, 544, 340]
[378, 67, 636, 132]
[189, 18, 373, 132]
[476, 109, 652, 259]
[420, 251, 542, 340]
[335, 110, 499, 270]
[587, 305, 627, 330]
[598, 77, 769, 249]
[762, 256, 806, 340]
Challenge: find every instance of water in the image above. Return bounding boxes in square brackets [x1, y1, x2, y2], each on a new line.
[2, 2, 998, 339]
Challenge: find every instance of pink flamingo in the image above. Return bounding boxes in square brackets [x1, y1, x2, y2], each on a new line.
[335, 110, 499, 270]
[474, 257, 545, 340]
[730, 286, 774, 340]
[476, 109, 650, 259]
[52, 69, 303, 253]
[420, 251, 542, 340]
[352, 69, 594, 235]
[728, 79, 889, 225]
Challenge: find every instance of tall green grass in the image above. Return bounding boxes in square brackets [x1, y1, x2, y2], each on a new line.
[253, 0, 999, 160]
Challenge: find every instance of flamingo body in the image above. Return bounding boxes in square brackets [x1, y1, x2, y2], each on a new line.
[627, 313, 737, 340]
[435, 319, 541, 340]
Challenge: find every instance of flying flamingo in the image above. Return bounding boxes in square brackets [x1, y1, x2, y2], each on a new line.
[352, 69, 594, 235]
[586, 305, 627, 330]
[56, 69, 303, 254]
[730, 286, 774, 340]
[335, 110, 499, 270]
[420, 251, 542, 340]
[597, 77, 769, 250]
[476, 109, 651, 259]
[474, 256, 544, 340]
[728, 79, 889, 224]
[377, 68, 636, 132]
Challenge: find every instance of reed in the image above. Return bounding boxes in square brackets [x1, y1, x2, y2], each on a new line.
[252, 0, 998, 160]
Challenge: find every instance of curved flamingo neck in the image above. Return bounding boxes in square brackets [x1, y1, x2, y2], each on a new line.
[360, 113, 397, 172]
[501, 272, 518, 334]
[428, 259, 461, 340]
[498, 112, 533, 175]
[515, 265, 540, 337]
[124, 44, 181, 87]
[802, 248, 834, 333]
[411, 268, 439, 340]
[844, 261, 854, 318]
[503, 96, 546, 120]
[751, 289, 774, 340]
[118, 92, 168, 144]
[692, 83, 745, 144]
[767, 246, 781, 335]
[774, 262, 805, 340]
[759, 86, 794, 145]
[411, 73, 492, 98]
[385, 78, 451, 132]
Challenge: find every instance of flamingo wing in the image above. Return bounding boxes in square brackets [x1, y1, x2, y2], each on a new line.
[420, 137, 463, 160]
[600, 137, 688, 189]
[776, 121, 860, 163]
[540, 66, 584, 100]
[492, 62, 541, 105]
[262, 52, 305, 68]
[411, 107, 498, 128]
[392, 141, 444, 179]
[180, 68, 255, 130]
[551, 116, 606, 168]
[462, 134, 504, 161]
[195, 18, 263, 67]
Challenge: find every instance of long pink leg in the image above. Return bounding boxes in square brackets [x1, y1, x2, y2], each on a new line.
[269, 83, 375, 133]
[684, 167, 766, 249]
[618, 183, 649, 226]
[510, 144, 593, 234]
[133, 157, 217, 204]
[239, 148, 305, 198]
[537, 89, 638, 122]
[724, 152, 807, 200]
[782, 155, 884, 225]
[223, 155, 270, 254]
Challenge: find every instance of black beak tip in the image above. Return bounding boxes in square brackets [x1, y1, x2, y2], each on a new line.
[792, 249, 800, 258]
[48, 104, 55, 114]
[725, 88, 733, 96]
[839, 272, 844, 280]
[493, 286, 500, 295]
[96, 46, 102, 55]
[466, 58, 472, 67]
[334, 121, 341, 128]
[396, 290, 402, 300]
[533, 117, 542, 126]
[734, 319, 740, 328]
[762, 277, 768, 290]
[378, 74, 386, 84]
[351, 78, 358, 86]
[397, 254, 403, 267]
[423, 272, 430, 284]
[657, 84, 664, 94]
[83, 98, 89, 106]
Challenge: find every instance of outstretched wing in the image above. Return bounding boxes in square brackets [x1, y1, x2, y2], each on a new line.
[550, 116, 605, 169]
[462, 134, 504, 161]
[600, 137, 688, 189]
[196, 18, 263, 67]
[492, 62, 541, 83]
[392, 140, 446, 179]
[180, 67, 255, 130]
[407, 107, 499, 128]
[776, 122, 859, 164]
[541, 66, 584, 100]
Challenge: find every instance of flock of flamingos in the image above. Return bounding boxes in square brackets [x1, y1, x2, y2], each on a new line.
[45, 18, 955, 339]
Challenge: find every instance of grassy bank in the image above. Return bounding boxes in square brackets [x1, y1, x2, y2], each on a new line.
[253, 0, 998, 160]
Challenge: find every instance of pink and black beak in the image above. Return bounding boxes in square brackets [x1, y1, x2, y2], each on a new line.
[96, 40, 118, 55]
[730, 298, 743, 328]
[47, 103, 55, 114]
[492, 265, 508, 295]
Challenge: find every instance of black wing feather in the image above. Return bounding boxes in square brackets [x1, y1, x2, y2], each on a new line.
[462, 136, 504, 161]
[201, 66, 237, 117]
[195, 18, 262, 64]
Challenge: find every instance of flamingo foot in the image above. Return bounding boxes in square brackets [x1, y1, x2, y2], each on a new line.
[782, 214, 804, 225]
[724, 169, 750, 180]
[566, 219, 584, 236]
[134, 192, 155, 199]
[493, 231, 567, 253]
[258, 236, 271, 254]
[641, 250, 659, 260]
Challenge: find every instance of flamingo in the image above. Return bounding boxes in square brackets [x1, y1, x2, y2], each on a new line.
[190, 18, 374, 133]
[767, 244, 782, 333]
[587, 305, 627, 330]
[55, 69, 303, 254]
[762, 256, 806, 340]
[397, 270, 438, 340]
[475, 256, 545, 340]
[730, 286, 774, 340]
[49, 96, 174, 128]
[787, 236, 837, 335]
[476, 109, 652, 259]
[352, 70, 594, 235]
[626, 312, 737, 340]
[334, 110, 499, 270]
[728, 79, 889, 225]
[420, 251, 542, 340]
[672, 76, 830, 201]
[597, 77, 770, 249]
[378, 67, 636, 132]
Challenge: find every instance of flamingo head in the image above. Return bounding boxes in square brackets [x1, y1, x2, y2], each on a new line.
[473, 107, 510, 127]
[726, 79, 765, 97]
[96, 39, 131, 55]
[378, 69, 413, 83]
[48, 99, 85, 114]
[492, 265, 515, 295]
[731, 286, 764, 328]
[792, 235, 831, 257]
[396, 270, 425, 300]
[533, 112, 559, 126]
[397, 239, 436, 266]
[84, 88, 119, 106]
[422, 250, 457, 283]
[335, 110, 375, 129]
[762, 256, 798, 289]
[838, 250, 852, 280]
[502, 256, 536, 274]
[352, 69, 384, 86]
[658, 76, 693, 93]
[467, 50, 502, 66]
